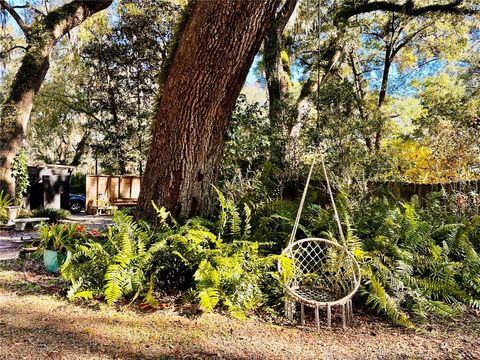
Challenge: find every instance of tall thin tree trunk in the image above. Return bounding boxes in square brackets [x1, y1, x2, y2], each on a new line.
[374, 46, 392, 151]
[264, 23, 283, 125]
[263, 0, 297, 170]
[264, 0, 297, 115]
[0, 0, 112, 195]
[264, 22, 291, 172]
[70, 130, 90, 167]
[137, 0, 281, 221]
[349, 50, 372, 151]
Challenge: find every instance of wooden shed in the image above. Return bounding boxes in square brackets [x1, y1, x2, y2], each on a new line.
[26, 164, 74, 210]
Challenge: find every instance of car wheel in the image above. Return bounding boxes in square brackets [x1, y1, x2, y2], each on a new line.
[70, 201, 82, 213]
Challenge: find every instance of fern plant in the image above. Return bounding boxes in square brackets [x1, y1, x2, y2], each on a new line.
[194, 240, 277, 319]
[348, 195, 480, 326]
[187, 187, 279, 318]
[213, 185, 252, 241]
[61, 211, 164, 304]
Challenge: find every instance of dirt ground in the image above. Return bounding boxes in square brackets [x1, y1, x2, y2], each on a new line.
[0, 259, 479, 360]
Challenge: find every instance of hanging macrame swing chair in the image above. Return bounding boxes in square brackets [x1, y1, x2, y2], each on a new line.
[277, 1, 360, 329]
[278, 154, 361, 329]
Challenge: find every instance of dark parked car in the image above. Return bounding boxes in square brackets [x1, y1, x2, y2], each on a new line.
[69, 194, 85, 213]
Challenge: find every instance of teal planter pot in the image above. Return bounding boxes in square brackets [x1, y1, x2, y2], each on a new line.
[43, 250, 63, 273]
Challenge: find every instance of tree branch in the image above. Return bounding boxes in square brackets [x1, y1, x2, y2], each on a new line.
[13, 3, 45, 17]
[367, 30, 387, 43]
[0, 45, 27, 57]
[275, 0, 297, 34]
[391, 23, 430, 58]
[70, 129, 90, 167]
[0, 0, 28, 34]
[44, 0, 113, 40]
[335, 0, 478, 25]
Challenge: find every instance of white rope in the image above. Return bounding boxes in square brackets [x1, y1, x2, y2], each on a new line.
[289, 0, 346, 248]
[289, 154, 316, 245]
[320, 155, 346, 246]
[288, 150, 347, 248]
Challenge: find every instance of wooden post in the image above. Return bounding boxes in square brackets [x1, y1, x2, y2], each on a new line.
[315, 305, 320, 329]
[118, 176, 121, 200]
[95, 176, 99, 207]
[346, 301, 350, 324]
[348, 300, 353, 324]
[300, 303, 305, 325]
[129, 176, 133, 198]
[285, 297, 293, 319]
[327, 304, 331, 327]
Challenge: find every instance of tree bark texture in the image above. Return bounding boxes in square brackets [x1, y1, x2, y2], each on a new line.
[137, 0, 281, 221]
[0, 0, 112, 195]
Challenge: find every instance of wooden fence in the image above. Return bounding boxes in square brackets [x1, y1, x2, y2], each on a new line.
[378, 181, 480, 201]
[86, 175, 142, 210]
[85, 176, 480, 212]
[308, 180, 480, 207]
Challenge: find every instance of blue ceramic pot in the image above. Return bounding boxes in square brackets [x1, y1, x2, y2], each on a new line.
[44, 249, 62, 273]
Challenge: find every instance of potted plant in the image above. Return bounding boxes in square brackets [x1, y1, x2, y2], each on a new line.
[0, 208, 8, 225]
[5, 205, 21, 222]
[38, 223, 86, 272]
[0, 190, 16, 224]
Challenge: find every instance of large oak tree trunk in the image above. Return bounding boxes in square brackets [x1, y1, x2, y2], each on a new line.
[0, 0, 112, 195]
[137, 0, 281, 221]
[0, 51, 49, 195]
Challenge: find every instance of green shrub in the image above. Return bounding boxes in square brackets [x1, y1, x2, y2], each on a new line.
[32, 208, 70, 223]
[194, 241, 277, 319]
[193, 189, 278, 318]
[251, 192, 480, 326]
[345, 195, 480, 326]
[57, 187, 480, 326]
[61, 211, 158, 303]
[0, 209, 8, 224]
[61, 210, 214, 305]
[0, 191, 13, 224]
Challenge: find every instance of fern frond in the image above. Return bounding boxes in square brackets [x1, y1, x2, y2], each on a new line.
[104, 264, 126, 305]
[242, 204, 252, 240]
[198, 288, 220, 311]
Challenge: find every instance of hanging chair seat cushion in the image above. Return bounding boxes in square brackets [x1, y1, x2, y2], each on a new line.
[279, 238, 361, 307]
